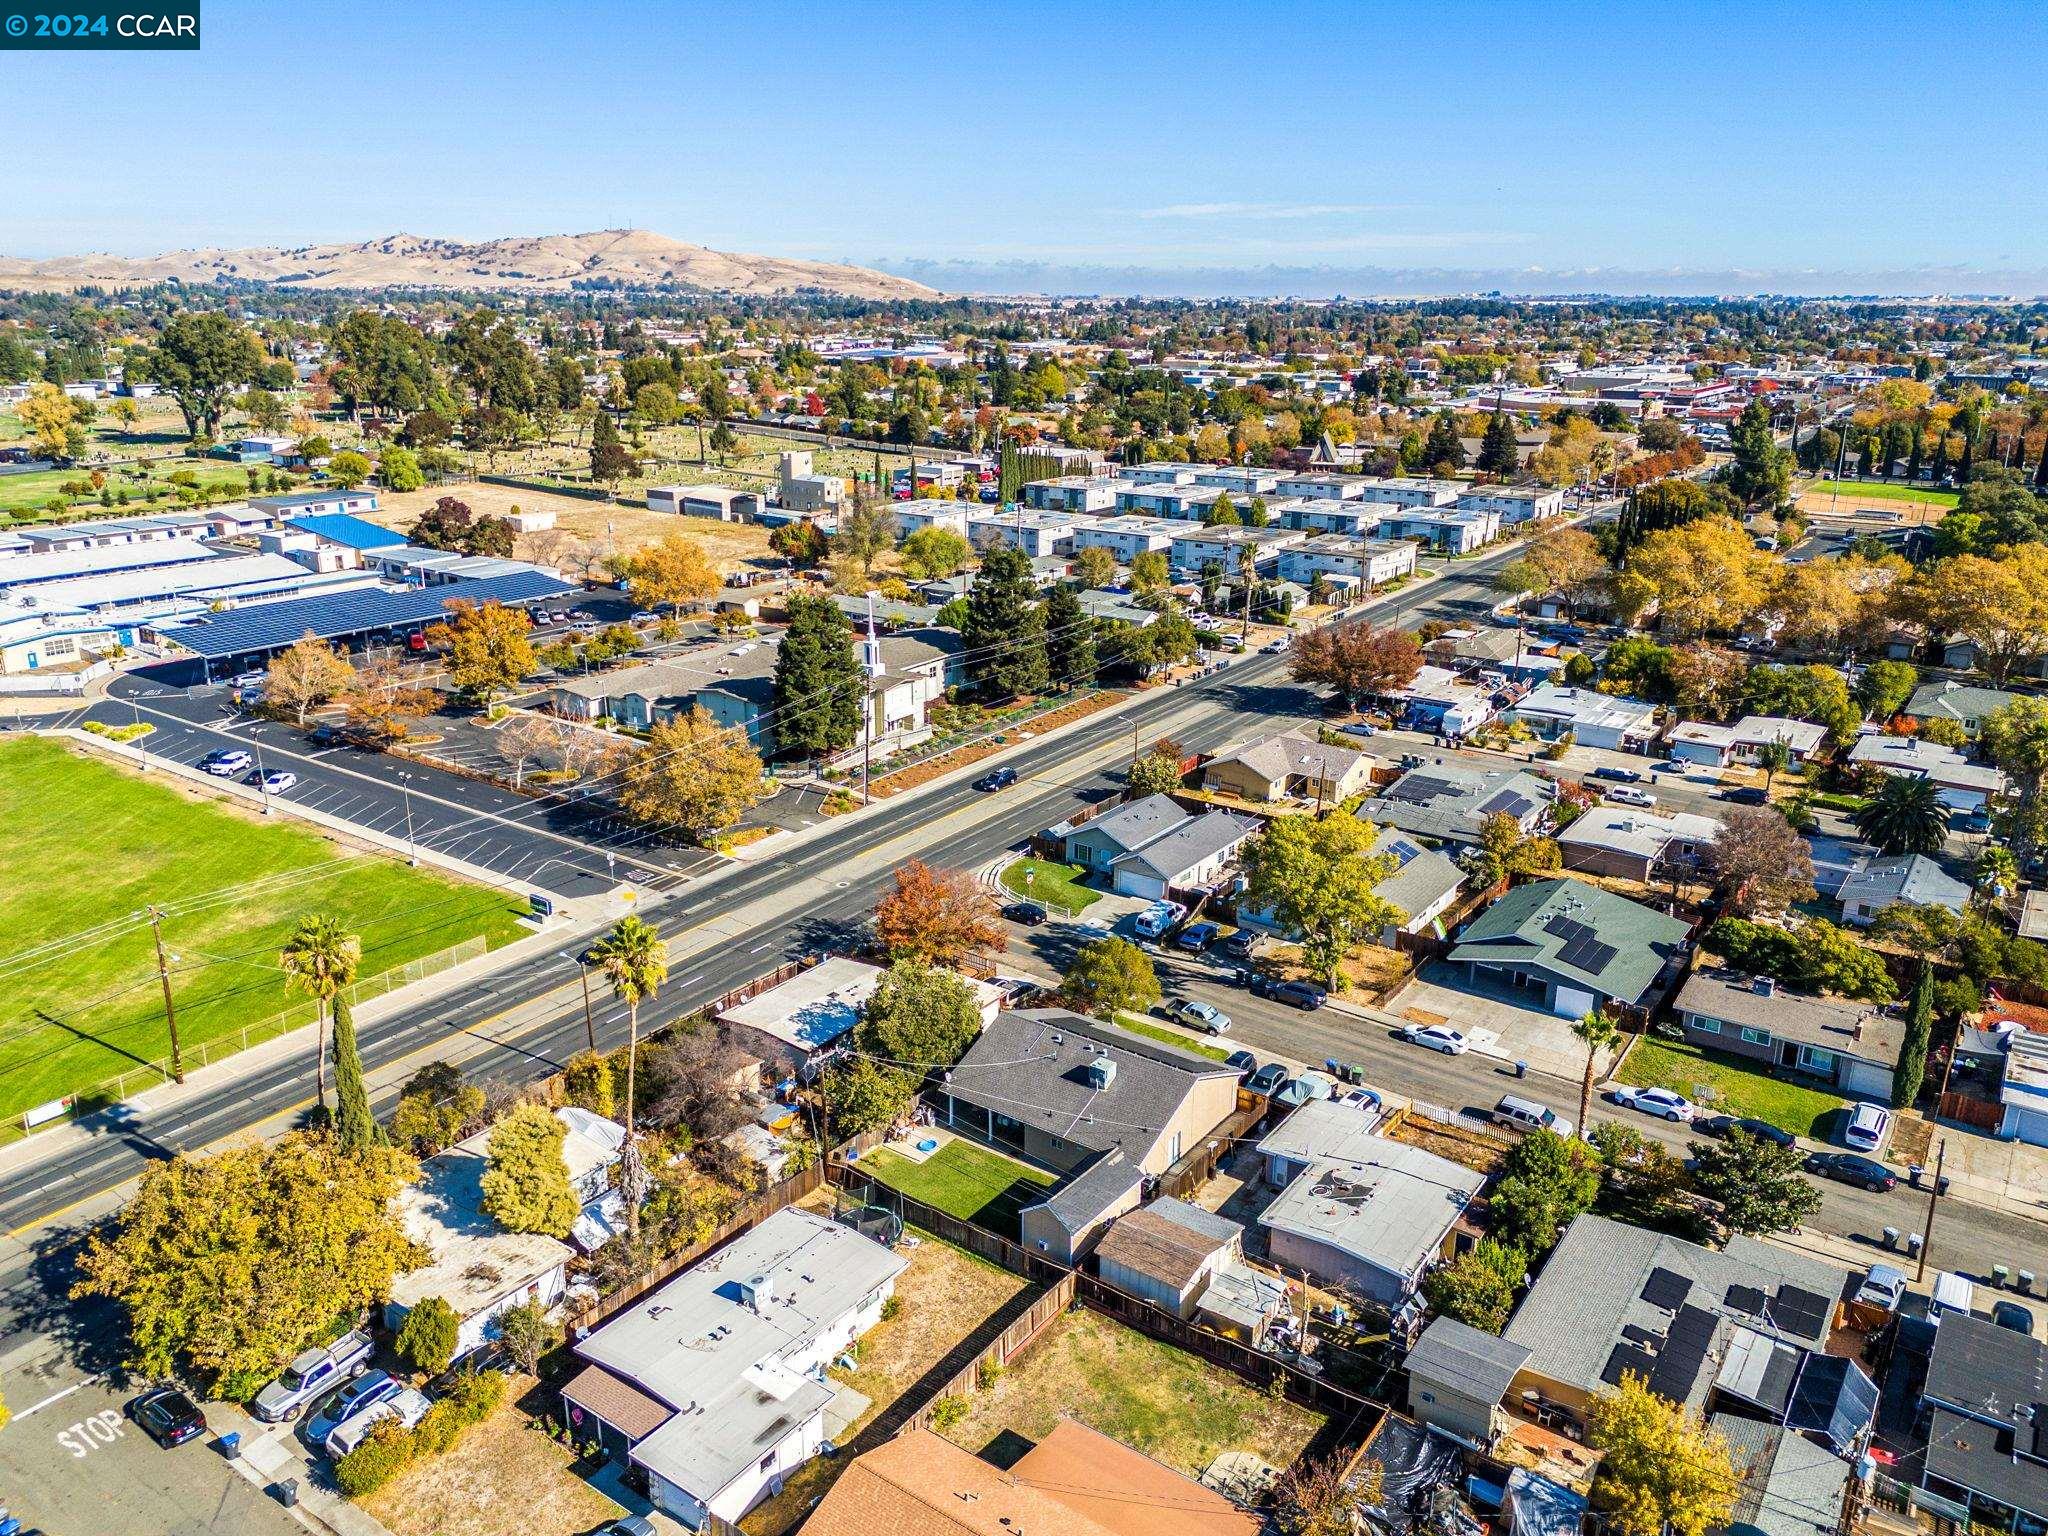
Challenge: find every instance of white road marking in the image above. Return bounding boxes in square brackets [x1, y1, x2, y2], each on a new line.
[18, 1378, 97, 1418]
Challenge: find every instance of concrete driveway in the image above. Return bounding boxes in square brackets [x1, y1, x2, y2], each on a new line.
[1383, 964, 1597, 1079]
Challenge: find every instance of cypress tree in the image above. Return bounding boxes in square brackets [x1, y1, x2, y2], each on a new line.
[1478, 409, 1520, 478]
[2034, 434, 2048, 490]
[1042, 584, 1097, 690]
[772, 594, 866, 758]
[963, 544, 1047, 699]
[331, 994, 378, 1152]
[1893, 963, 1934, 1110]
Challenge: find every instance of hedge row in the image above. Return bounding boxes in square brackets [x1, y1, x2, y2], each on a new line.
[333, 1370, 507, 1498]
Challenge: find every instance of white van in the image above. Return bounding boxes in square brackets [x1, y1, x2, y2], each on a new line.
[1929, 1271, 1975, 1325]
[1843, 1101, 1892, 1153]
[1493, 1095, 1574, 1139]
[1132, 901, 1185, 940]
[325, 1386, 431, 1460]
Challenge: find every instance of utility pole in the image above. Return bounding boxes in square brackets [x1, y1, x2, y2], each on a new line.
[147, 905, 185, 1084]
[1915, 1138, 1946, 1283]
[578, 959, 596, 1053]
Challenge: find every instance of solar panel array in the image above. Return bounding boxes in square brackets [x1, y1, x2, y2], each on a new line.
[1771, 1284, 1834, 1339]
[159, 572, 571, 658]
[1647, 1304, 1720, 1403]
[1478, 789, 1534, 819]
[1383, 774, 1459, 805]
[1725, 1284, 1768, 1317]
[1641, 1267, 1694, 1310]
[1787, 1354, 1880, 1454]
[1602, 1342, 1658, 1387]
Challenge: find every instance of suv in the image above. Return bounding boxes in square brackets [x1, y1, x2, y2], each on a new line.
[1249, 974, 1327, 1010]
[1165, 999, 1231, 1035]
[1493, 1095, 1573, 1138]
[253, 1329, 374, 1422]
[302, 1370, 402, 1449]
[325, 1387, 431, 1460]
[1591, 765, 1643, 784]
[201, 749, 253, 777]
[1219, 930, 1261, 962]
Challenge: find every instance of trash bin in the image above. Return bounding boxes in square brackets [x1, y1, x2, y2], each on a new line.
[1996, 1265, 2013, 1288]
[275, 1481, 299, 1509]
[1883, 1227, 1899, 1249]
[218, 1430, 241, 1460]
[1908, 1233, 1924, 1257]
[1514, 1060, 1528, 1079]
[1908, 1164, 1924, 1187]
[1937, 1175, 1952, 1195]
[2022, 1271, 2037, 1294]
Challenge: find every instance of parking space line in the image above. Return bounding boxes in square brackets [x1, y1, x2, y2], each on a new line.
[18, 1377, 99, 1419]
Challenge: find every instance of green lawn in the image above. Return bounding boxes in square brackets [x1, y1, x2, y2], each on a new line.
[858, 1140, 1056, 1237]
[999, 857, 1101, 914]
[1802, 478, 1959, 508]
[1615, 1036, 1846, 1138]
[0, 457, 274, 521]
[1110, 1012, 1233, 1063]
[0, 737, 527, 1124]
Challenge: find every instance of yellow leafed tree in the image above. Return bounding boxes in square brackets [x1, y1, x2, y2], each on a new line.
[1587, 1372, 1738, 1536]
[617, 705, 767, 841]
[626, 531, 723, 615]
[1625, 516, 1772, 640]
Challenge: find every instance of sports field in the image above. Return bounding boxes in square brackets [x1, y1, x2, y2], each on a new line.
[1800, 478, 1958, 509]
[0, 737, 526, 1123]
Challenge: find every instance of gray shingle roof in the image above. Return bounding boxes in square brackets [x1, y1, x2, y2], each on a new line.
[1067, 794, 1187, 857]
[1907, 680, 2022, 725]
[1676, 969, 1903, 1062]
[1407, 1316, 1532, 1404]
[1207, 731, 1369, 786]
[1447, 878, 1690, 1005]
[1110, 809, 1256, 882]
[1360, 763, 1556, 843]
[1368, 826, 1466, 923]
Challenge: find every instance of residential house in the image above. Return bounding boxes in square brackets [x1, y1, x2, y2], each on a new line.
[1361, 761, 1556, 845]
[1275, 534, 1418, 591]
[1106, 809, 1257, 900]
[1202, 731, 1377, 805]
[645, 484, 764, 522]
[1386, 665, 1505, 738]
[1377, 506, 1500, 553]
[800, 1421, 1258, 1536]
[1996, 1028, 2048, 1145]
[1364, 826, 1467, 942]
[1511, 685, 1659, 753]
[1093, 1197, 1241, 1319]
[1845, 735, 2006, 814]
[1255, 1097, 1391, 1189]
[560, 1207, 908, 1529]
[1501, 1213, 1851, 1422]
[1837, 853, 1970, 925]
[1457, 486, 1567, 524]
[1559, 806, 1720, 882]
[1074, 589, 1159, 629]
[717, 956, 999, 1077]
[1674, 969, 1901, 1101]
[1054, 793, 1190, 876]
[1918, 1313, 2048, 1530]
[1428, 626, 1569, 686]
[1712, 1416, 1854, 1536]
[1668, 716, 1830, 770]
[1069, 514, 1179, 564]
[386, 1108, 625, 1361]
[1256, 1133, 1485, 1306]
[1406, 1317, 1534, 1449]
[1446, 878, 1691, 1016]
[1166, 525, 1302, 579]
[1906, 680, 2022, 738]
[934, 1009, 1243, 1262]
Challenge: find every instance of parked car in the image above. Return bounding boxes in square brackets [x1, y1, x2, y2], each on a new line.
[629, 610, 660, 625]
[1176, 922, 1220, 953]
[1843, 1100, 1893, 1152]
[228, 671, 265, 691]
[1612, 1085, 1697, 1121]
[1249, 974, 1326, 1010]
[1606, 785, 1657, 808]
[1132, 901, 1186, 940]
[302, 1370, 402, 1450]
[256, 770, 298, 794]
[1695, 1114, 1797, 1149]
[1493, 1094, 1573, 1139]
[1803, 1151, 1896, 1191]
[1219, 930, 1261, 962]
[1245, 1062, 1289, 1096]
[1591, 765, 1643, 784]
[252, 1329, 374, 1423]
[1993, 1301, 2037, 1336]
[973, 767, 1018, 792]
[1226, 1050, 1259, 1078]
[1165, 999, 1231, 1035]
[129, 1386, 207, 1448]
[1396, 1024, 1469, 1055]
[1854, 1264, 1909, 1313]
[1002, 900, 1048, 927]
[200, 749, 252, 777]
[1720, 786, 1770, 806]
[325, 1387, 431, 1460]
[602, 1519, 658, 1536]
[1649, 759, 1690, 775]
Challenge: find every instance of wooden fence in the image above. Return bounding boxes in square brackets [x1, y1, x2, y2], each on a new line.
[895, 1275, 1077, 1435]
[1154, 1095, 1271, 1202]
[1937, 1089, 2003, 1132]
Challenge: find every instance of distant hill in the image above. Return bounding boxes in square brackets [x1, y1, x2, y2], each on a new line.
[0, 228, 938, 300]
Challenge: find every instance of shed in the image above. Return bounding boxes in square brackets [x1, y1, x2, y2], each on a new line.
[1093, 1198, 1241, 1318]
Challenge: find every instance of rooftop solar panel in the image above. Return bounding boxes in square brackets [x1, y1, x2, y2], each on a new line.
[1641, 1267, 1694, 1310]
[1545, 914, 1593, 944]
[1385, 775, 1458, 804]
[1670, 1304, 1721, 1351]
[1480, 790, 1534, 818]
[1726, 1284, 1768, 1316]
[1602, 1343, 1658, 1387]
[1649, 1334, 1712, 1403]
[158, 572, 569, 659]
[1771, 1285, 1833, 1339]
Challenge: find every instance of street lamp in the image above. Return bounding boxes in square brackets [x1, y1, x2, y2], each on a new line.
[252, 739, 272, 815]
[398, 771, 418, 865]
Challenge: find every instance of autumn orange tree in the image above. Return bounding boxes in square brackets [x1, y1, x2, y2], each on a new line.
[1288, 622, 1422, 710]
[874, 861, 1003, 967]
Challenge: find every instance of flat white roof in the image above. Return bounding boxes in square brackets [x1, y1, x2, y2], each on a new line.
[718, 956, 884, 1051]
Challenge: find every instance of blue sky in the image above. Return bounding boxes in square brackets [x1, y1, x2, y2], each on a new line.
[11, 0, 2048, 294]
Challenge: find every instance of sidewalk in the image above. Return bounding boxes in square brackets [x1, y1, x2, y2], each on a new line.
[212, 1401, 395, 1536]
[1913, 1127, 2048, 1224]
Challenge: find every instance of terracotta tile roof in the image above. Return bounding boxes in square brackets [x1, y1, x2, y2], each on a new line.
[560, 1363, 672, 1441]
[1010, 1420, 1260, 1536]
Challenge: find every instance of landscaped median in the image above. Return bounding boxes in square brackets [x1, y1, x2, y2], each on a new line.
[0, 735, 527, 1134]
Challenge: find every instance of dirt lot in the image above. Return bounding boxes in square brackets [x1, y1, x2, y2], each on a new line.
[361, 1378, 623, 1536]
[1384, 1107, 1512, 1174]
[740, 1195, 1034, 1535]
[936, 1307, 1323, 1480]
[368, 480, 779, 571]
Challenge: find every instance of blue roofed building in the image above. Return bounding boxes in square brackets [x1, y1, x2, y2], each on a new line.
[287, 512, 408, 553]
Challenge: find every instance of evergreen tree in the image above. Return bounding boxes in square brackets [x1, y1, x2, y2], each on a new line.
[1932, 434, 1950, 484]
[963, 544, 1048, 699]
[1895, 963, 1934, 1110]
[1042, 583, 1097, 689]
[1728, 398, 1791, 507]
[772, 594, 866, 758]
[1478, 409, 1520, 478]
[2034, 434, 2048, 490]
[331, 995, 377, 1153]
[480, 1102, 579, 1238]
[588, 409, 633, 485]
[1423, 410, 1467, 470]
[1203, 492, 1241, 526]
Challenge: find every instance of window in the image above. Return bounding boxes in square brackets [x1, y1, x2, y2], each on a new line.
[759, 1450, 777, 1474]
[1691, 1016, 1721, 1035]
[43, 636, 76, 658]
[1740, 1027, 1770, 1045]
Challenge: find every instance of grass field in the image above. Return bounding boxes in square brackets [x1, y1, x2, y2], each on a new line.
[999, 857, 1102, 914]
[1111, 1012, 1233, 1063]
[936, 1307, 1324, 1476]
[1615, 1036, 1845, 1137]
[1802, 478, 1959, 508]
[0, 737, 526, 1122]
[0, 457, 272, 521]
[859, 1139, 1056, 1237]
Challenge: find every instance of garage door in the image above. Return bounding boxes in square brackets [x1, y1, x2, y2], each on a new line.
[1552, 984, 1597, 1018]
[2007, 1107, 2048, 1148]
[1115, 871, 1167, 901]
[1839, 1058, 1895, 1100]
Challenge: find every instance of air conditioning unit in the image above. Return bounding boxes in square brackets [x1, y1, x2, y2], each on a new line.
[1086, 1057, 1117, 1090]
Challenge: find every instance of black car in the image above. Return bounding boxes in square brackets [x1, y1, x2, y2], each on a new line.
[1245, 1062, 1289, 1096]
[1002, 900, 1049, 927]
[1250, 974, 1327, 1010]
[1720, 786, 1770, 806]
[1696, 1115, 1797, 1150]
[1591, 765, 1643, 784]
[1993, 1300, 2036, 1336]
[1804, 1151, 1896, 1191]
[973, 767, 1018, 792]
[1226, 1050, 1259, 1079]
[130, 1386, 207, 1448]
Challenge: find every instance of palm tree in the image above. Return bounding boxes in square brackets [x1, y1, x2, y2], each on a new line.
[1572, 1009, 1622, 1139]
[587, 915, 668, 1236]
[1853, 774, 1948, 855]
[1754, 738, 1792, 796]
[279, 915, 360, 1114]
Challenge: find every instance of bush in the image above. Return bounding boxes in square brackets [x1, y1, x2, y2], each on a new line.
[334, 1421, 417, 1498]
[977, 1358, 1005, 1389]
[880, 1295, 903, 1323]
[396, 1295, 460, 1375]
[930, 1396, 969, 1433]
